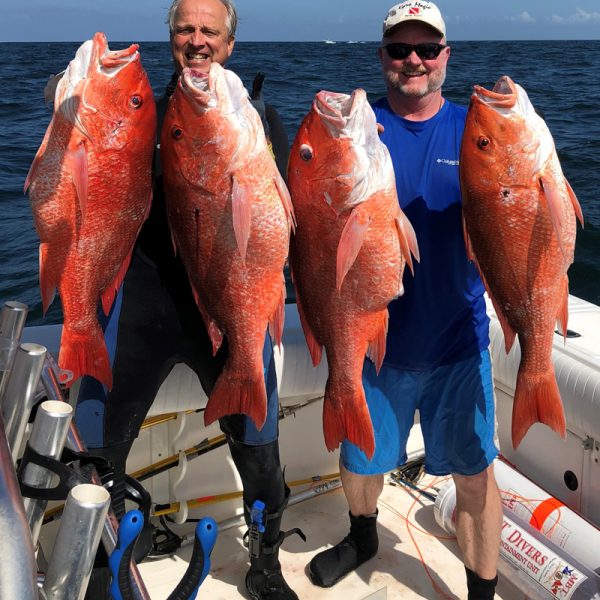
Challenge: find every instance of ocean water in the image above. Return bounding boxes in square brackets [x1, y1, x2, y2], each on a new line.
[1, 40, 599, 326]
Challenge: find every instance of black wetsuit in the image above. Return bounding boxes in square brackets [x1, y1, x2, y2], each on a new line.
[74, 73, 290, 514]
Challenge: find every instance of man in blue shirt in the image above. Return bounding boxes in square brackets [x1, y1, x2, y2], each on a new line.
[308, 2, 502, 599]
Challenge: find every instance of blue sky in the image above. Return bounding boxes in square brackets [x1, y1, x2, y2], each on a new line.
[3, 0, 600, 42]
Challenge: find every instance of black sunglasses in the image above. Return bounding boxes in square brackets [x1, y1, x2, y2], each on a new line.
[382, 42, 447, 60]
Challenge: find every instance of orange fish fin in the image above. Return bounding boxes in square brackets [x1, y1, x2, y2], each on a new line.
[231, 175, 252, 265]
[68, 142, 89, 225]
[100, 250, 134, 316]
[59, 324, 112, 389]
[565, 178, 584, 228]
[540, 173, 568, 259]
[268, 279, 286, 348]
[294, 287, 322, 366]
[190, 285, 223, 355]
[556, 276, 569, 344]
[462, 217, 476, 263]
[395, 212, 420, 275]
[366, 310, 388, 373]
[24, 129, 51, 193]
[273, 173, 296, 232]
[323, 382, 375, 460]
[336, 205, 370, 292]
[204, 369, 267, 429]
[39, 243, 57, 314]
[511, 367, 566, 449]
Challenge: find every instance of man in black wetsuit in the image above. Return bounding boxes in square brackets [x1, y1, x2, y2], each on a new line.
[75, 1, 300, 598]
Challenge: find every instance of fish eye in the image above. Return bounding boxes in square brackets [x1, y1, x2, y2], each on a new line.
[299, 144, 313, 161]
[130, 95, 142, 109]
[172, 126, 183, 139]
[477, 136, 490, 150]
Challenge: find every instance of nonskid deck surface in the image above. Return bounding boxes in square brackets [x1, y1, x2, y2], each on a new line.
[138, 477, 518, 600]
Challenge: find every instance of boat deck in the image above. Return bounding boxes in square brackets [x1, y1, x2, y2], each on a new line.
[138, 475, 519, 599]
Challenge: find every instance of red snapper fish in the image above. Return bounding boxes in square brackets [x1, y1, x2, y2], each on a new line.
[288, 89, 419, 459]
[25, 32, 156, 388]
[160, 64, 294, 429]
[460, 75, 584, 448]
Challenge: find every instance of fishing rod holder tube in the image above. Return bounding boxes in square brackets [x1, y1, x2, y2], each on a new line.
[0, 412, 38, 600]
[43, 483, 111, 600]
[435, 477, 600, 599]
[0, 342, 47, 462]
[0, 300, 29, 403]
[21, 400, 73, 546]
[39, 362, 152, 600]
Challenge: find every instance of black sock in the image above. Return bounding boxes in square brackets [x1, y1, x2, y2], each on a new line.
[465, 566, 498, 600]
[308, 511, 378, 588]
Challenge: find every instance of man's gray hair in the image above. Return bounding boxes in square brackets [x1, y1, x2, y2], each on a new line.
[167, 0, 238, 39]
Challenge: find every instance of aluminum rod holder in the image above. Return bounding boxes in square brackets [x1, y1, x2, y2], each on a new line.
[41, 360, 151, 600]
[43, 484, 111, 600]
[0, 342, 47, 462]
[0, 413, 38, 600]
[0, 301, 29, 403]
[22, 400, 73, 546]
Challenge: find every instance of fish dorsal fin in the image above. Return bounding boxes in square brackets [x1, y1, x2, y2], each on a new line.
[366, 310, 388, 373]
[395, 212, 420, 275]
[231, 175, 252, 265]
[273, 173, 296, 233]
[336, 204, 370, 292]
[565, 178, 584, 228]
[191, 284, 224, 355]
[292, 270, 323, 366]
[38, 242, 57, 314]
[268, 278, 286, 348]
[24, 128, 52, 194]
[68, 142, 89, 225]
[556, 275, 569, 346]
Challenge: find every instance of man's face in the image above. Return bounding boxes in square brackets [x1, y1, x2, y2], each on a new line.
[170, 0, 235, 74]
[379, 22, 450, 98]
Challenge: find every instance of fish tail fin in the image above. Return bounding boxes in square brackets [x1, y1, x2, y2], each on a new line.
[323, 381, 375, 460]
[511, 368, 566, 449]
[58, 325, 112, 389]
[203, 367, 267, 430]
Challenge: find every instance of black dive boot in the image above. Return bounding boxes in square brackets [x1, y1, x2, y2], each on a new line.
[308, 510, 379, 588]
[244, 489, 306, 600]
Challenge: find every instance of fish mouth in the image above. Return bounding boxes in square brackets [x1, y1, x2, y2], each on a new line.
[53, 32, 140, 135]
[472, 75, 518, 111]
[314, 89, 368, 138]
[312, 89, 393, 209]
[180, 64, 247, 114]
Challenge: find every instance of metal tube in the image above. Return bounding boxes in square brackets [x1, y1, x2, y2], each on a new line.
[0, 413, 38, 600]
[22, 400, 73, 546]
[0, 342, 47, 461]
[43, 484, 111, 600]
[41, 360, 151, 600]
[0, 301, 29, 403]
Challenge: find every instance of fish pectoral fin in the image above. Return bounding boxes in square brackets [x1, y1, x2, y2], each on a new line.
[273, 173, 296, 232]
[366, 310, 388, 373]
[565, 178, 584, 228]
[39, 243, 57, 314]
[540, 173, 568, 259]
[336, 205, 370, 292]
[462, 217, 476, 263]
[268, 278, 286, 348]
[294, 286, 323, 366]
[395, 212, 420, 275]
[68, 142, 89, 225]
[231, 175, 252, 265]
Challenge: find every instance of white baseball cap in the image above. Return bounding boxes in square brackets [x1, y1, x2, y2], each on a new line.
[382, 1, 446, 38]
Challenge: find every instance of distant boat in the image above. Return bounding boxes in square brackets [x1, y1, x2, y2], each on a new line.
[323, 39, 336, 44]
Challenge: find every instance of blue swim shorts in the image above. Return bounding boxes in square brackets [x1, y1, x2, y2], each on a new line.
[340, 350, 498, 476]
